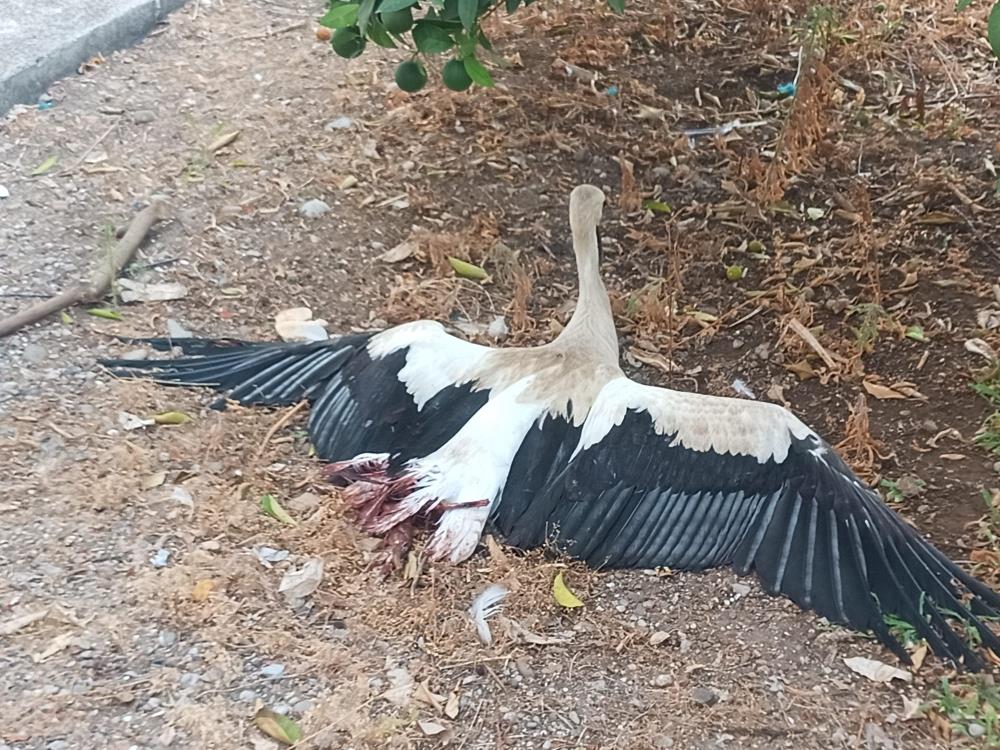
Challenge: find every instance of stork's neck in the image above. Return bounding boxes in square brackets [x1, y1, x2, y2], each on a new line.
[559, 227, 618, 361]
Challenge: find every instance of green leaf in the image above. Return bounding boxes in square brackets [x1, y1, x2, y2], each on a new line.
[448, 256, 488, 280]
[30, 154, 59, 176]
[642, 199, 672, 214]
[260, 494, 297, 526]
[366, 19, 397, 47]
[377, 0, 417, 11]
[607, 0, 625, 13]
[956, 0, 974, 10]
[462, 56, 494, 87]
[86, 307, 123, 321]
[458, 0, 478, 30]
[60, 311, 73, 325]
[989, 0, 1000, 58]
[153, 411, 192, 425]
[905, 325, 928, 342]
[505, 0, 521, 12]
[319, 3, 359, 27]
[255, 708, 302, 745]
[412, 20, 455, 53]
[356, 0, 376, 34]
[456, 30, 477, 57]
[478, 29, 493, 50]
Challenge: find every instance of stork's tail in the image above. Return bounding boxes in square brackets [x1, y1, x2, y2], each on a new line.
[99, 333, 373, 408]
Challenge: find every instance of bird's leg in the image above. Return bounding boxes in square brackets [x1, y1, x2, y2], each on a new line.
[425, 500, 492, 563]
[369, 520, 417, 573]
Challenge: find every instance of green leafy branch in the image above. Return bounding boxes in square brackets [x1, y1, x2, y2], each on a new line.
[319, 0, 624, 91]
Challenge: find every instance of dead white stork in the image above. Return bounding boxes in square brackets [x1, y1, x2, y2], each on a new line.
[104, 185, 1000, 669]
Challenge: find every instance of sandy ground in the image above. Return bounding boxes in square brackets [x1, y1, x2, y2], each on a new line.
[3, 0, 1000, 748]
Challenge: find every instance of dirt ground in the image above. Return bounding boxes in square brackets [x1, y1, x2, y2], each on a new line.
[3, 0, 1000, 747]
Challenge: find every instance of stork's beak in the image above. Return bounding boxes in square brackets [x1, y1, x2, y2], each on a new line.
[596, 227, 605, 266]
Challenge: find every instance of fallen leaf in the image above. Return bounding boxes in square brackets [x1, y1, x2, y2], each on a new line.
[30, 154, 59, 176]
[0, 610, 48, 636]
[278, 557, 324, 600]
[445, 690, 460, 719]
[153, 411, 192, 425]
[642, 199, 672, 214]
[977, 309, 1000, 330]
[901, 695, 924, 721]
[33, 631, 75, 663]
[141, 471, 167, 489]
[862, 381, 905, 400]
[380, 240, 418, 263]
[413, 679, 445, 711]
[260, 494, 296, 526]
[552, 572, 584, 608]
[191, 579, 215, 602]
[274, 307, 328, 342]
[910, 642, 928, 671]
[448, 257, 489, 281]
[254, 708, 302, 745]
[636, 104, 666, 121]
[208, 130, 241, 153]
[485, 535, 509, 569]
[843, 656, 912, 683]
[649, 631, 671, 646]
[117, 279, 189, 303]
[87, 307, 123, 321]
[806, 206, 825, 220]
[914, 211, 959, 225]
[418, 720, 448, 737]
[965, 338, 998, 362]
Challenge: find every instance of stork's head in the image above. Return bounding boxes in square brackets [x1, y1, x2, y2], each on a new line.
[569, 184, 606, 266]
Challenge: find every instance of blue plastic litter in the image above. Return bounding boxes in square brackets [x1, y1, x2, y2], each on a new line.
[777, 81, 796, 97]
[605, 85, 619, 96]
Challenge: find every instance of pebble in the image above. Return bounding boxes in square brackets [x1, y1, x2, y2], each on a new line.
[292, 699, 315, 714]
[132, 109, 156, 124]
[731, 582, 751, 597]
[324, 116, 354, 130]
[23, 343, 48, 365]
[47, 742, 69, 750]
[652, 736, 674, 749]
[753, 343, 770, 360]
[969, 722, 985, 738]
[993, 460, 1000, 475]
[259, 662, 286, 679]
[732, 338, 745, 350]
[514, 657, 534, 679]
[299, 199, 330, 219]
[0, 184, 9, 199]
[166, 318, 193, 338]
[690, 686, 719, 706]
[920, 419, 939, 434]
[150, 548, 171, 568]
[651, 674, 673, 688]
[238, 690, 257, 703]
[179, 672, 201, 688]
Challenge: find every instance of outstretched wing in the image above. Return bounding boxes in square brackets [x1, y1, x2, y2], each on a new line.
[101, 321, 493, 462]
[493, 377, 1000, 668]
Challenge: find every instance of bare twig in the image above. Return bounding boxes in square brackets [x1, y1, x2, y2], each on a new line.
[0, 196, 172, 338]
[786, 317, 844, 371]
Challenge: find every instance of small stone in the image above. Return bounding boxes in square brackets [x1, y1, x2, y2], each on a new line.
[732, 338, 745, 350]
[292, 699, 315, 714]
[238, 690, 257, 702]
[22, 343, 48, 365]
[920, 419, 939, 434]
[651, 674, 673, 688]
[259, 662, 286, 679]
[993, 461, 1000, 475]
[678, 637, 692, 654]
[514, 657, 534, 679]
[179, 672, 201, 688]
[652, 736, 674, 749]
[325, 116, 354, 130]
[47, 741, 69, 750]
[287, 492, 321, 512]
[166, 319, 193, 339]
[158, 629, 177, 647]
[132, 109, 156, 124]
[731, 582, 751, 597]
[826, 297, 850, 314]
[968, 722, 985, 738]
[299, 199, 330, 219]
[272, 703, 291, 715]
[690, 686, 718, 706]
[649, 631, 670, 646]
[0, 184, 9, 199]
[753, 343, 770, 360]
